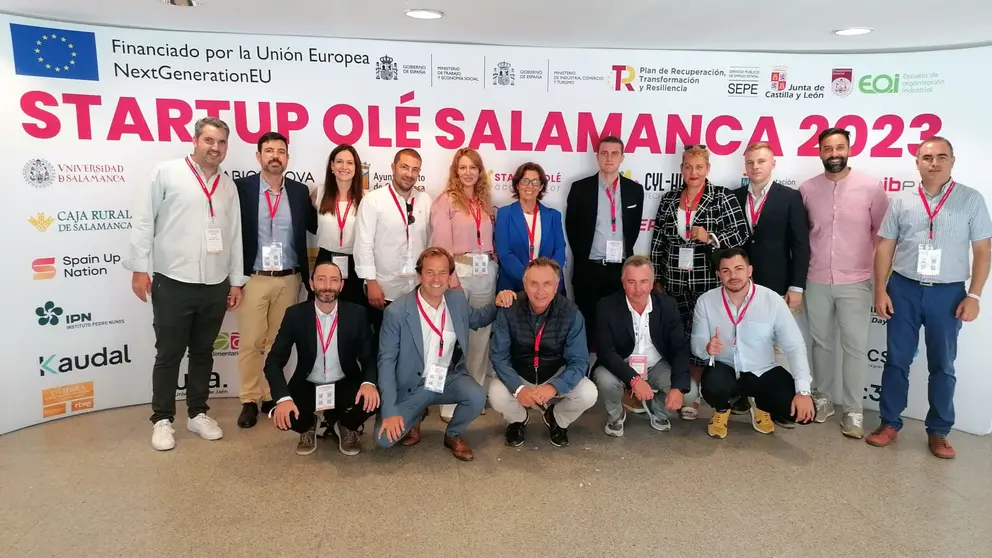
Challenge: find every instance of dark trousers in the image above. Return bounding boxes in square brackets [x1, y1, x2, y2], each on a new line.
[366, 299, 392, 352]
[880, 273, 964, 435]
[150, 274, 229, 423]
[702, 361, 806, 424]
[288, 377, 376, 434]
[316, 248, 365, 307]
[572, 261, 623, 349]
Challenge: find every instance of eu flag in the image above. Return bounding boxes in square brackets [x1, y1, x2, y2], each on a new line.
[9, 23, 99, 81]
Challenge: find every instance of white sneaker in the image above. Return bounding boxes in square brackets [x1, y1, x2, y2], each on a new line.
[604, 411, 626, 437]
[152, 419, 176, 451]
[186, 413, 224, 441]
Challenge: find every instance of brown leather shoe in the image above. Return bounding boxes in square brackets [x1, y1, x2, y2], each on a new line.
[866, 425, 898, 447]
[400, 409, 428, 447]
[928, 434, 956, 459]
[443, 435, 474, 461]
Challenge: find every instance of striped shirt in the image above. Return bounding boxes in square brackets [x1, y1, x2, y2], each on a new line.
[878, 179, 992, 283]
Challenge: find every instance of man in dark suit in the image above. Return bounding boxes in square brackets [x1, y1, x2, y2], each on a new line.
[736, 142, 810, 305]
[235, 131, 317, 429]
[592, 256, 695, 436]
[266, 259, 379, 456]
[565, 135, 644, 348]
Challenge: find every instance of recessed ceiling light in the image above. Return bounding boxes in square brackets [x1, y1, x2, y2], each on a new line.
[405, 9, 444, 20]
[161, 0, 200, 6]
[834, 27, 873, 36]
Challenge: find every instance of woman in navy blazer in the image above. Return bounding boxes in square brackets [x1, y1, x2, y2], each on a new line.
[494, 162, 567, 293]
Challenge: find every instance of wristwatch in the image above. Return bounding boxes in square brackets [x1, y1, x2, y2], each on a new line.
[797, 390, 811, 397]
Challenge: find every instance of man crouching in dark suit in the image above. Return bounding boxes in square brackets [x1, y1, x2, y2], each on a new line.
[264, 258, 380, 457]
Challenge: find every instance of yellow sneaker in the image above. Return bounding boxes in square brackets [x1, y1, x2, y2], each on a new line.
[749, 397, 775, 434]
[708, 409, 731, 439]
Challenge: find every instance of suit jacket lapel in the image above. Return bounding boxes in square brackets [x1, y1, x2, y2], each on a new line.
[620, 180, 639, 246]
[405, 294, 425, 362]
[246, 174, 261, 234]
[751, 182, 780, 233]
[620, 298, 636, 345]
[647, 294, 662, 347]
[304, 303, 319, 371]
[538, 203, 552, 256]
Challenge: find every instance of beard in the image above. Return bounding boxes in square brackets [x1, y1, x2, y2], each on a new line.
[822, 156, 848, 174]
[725, 279, 748, 293]
[315, 289, 339, 303]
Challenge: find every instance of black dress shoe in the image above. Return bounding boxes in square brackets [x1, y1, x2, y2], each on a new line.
[543, 404, 569, 447]
[259, 400, 276, 414]
[504, 420, 526, 447]
[238, 402, 259, 429]
[731, 396, 751, 415]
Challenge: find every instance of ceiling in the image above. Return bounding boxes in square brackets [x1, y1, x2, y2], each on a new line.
[2, 0, 991, 53]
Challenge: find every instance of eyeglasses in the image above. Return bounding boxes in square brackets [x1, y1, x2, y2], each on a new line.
[684, 144, 708, 151]
[406, 201, 416, 225]
[519, 178, 543, 187]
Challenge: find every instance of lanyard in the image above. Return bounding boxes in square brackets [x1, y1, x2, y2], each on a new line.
[416, 295, 447, 358]
[264, 187, 283, 240]
[604, 176, 619, 233]
[388, 185, 412, 243]
[526, 205, 539, 260]
[683, 186, 705, 240]
[632, 309, 649, 353]
[469, 199, 484, 248]
[918, 181, 956, 241]
[335, 199, 353, 248]
[721, 282, 757, 346]
[533, 321, 547, 371]
[315, 308, 339, 376]
[185, 157, 220, 218]
[747, 189, 769, 228]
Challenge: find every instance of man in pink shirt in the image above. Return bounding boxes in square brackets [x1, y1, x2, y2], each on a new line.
[799, 127, 888, 439]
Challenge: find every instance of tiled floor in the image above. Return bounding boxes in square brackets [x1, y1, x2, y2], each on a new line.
[1, 399, 989, 558]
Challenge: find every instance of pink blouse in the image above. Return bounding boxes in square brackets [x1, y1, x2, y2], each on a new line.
[429, 193, 495, 255]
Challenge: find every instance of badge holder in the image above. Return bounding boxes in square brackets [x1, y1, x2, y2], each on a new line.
[472, 253, 489, 277]
[262, 242, 284, 271]
[424, 364, 448, 394]
[605, 240, 623, 263]
[629, 354, 648, 378]
[678, 246, 694, 270]
[917, 244, 942, 277]
[315, 383, 335, 411]
[400, 247, 417, 278]
[205, 227, 224, 254]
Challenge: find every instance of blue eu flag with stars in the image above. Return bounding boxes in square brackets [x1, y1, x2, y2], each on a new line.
[9, 23, 99, 81]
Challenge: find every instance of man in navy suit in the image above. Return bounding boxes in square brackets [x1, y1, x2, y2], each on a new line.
[375, 247, 516, 461]
[234, 131, 316, 429]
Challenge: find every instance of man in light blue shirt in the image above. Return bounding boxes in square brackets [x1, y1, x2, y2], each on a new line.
[691, 247, 815, 439]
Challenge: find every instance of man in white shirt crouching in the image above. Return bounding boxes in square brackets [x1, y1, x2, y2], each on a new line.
[691, 247, 815, 439]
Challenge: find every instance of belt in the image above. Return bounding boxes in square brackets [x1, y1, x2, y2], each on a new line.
[253, 267, 299, 277]
[454, 253, 492, 265]
[589, 259, 623, 267]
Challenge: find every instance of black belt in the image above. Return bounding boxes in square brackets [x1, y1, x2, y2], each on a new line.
[588, 259, 623, 267]
[253, 267, 299, 277]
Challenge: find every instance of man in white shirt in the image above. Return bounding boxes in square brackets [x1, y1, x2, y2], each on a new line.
[592, 255, 696, 436]
[266, 258, 380, 457]
[691, 248, 816, 439]
[125, 117, 246, 451]
[354, 149, 431, 340]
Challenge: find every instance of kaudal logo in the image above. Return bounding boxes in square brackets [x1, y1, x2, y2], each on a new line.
[493, 61, 515, 86]
[29, 210, 132, 233]
[23, 158, 55, 188]
[39, 345, 131, 376]
[376, 55, 398, 80]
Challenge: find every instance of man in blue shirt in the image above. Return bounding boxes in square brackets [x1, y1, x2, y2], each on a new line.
[489, 258, 597, 447]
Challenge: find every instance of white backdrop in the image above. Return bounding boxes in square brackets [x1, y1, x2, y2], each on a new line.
[1, 13, 990, 435]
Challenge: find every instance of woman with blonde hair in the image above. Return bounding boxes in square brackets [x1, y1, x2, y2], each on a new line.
[429, 148, 497, 422]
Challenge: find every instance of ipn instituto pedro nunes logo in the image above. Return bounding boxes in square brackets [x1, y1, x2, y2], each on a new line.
[9, 23, 99, 81]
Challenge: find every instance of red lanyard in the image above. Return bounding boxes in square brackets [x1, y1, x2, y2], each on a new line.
[526, 205, 539, 260]
[604, 176, 619, 233]
[315, 308, 339, 370]
[416, 295, 447, 358]
[469, 200, 484, 247]
[533, 321, 547, 370]
[335, 199, 353, 248]
[683, 186, 705, 240]
[388, 186, 412, 242]
[186, 157, 220, 218]
[747, 190, 769, 227]
[918, 181, 956, 240]
[264, 187, 283, 239]
[721, 282, 757, 346]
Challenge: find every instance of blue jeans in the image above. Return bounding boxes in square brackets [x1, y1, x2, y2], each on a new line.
[374, 374, 486, 447]
[879, 273, 964, 436]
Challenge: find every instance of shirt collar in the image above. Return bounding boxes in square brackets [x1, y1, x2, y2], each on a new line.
[315, 302, 337, 319]
[749, 180, 772, 200]
[187, 156, 222, 181]
[259, 175, 285, 195]
[923, 178, 955, 199]
[417, 289, 446, 315]
[625, 295, 653, 317]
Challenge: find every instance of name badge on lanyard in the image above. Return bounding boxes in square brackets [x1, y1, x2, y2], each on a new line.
[722, 282, 756, 378]
[526, 206, 539, 261]
[390, 187, 417, 278]
[417, 296, 449, 393]
[262, 188, 284, 271]
[678, 187, 705, 269]
[469, 200, 490, 276]
[916, 182, 955, 277]
[604, 177, 623, 263]
[186, 157, 224, 254]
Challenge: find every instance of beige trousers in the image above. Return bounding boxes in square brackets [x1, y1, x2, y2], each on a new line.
[236, 273, 302, 403]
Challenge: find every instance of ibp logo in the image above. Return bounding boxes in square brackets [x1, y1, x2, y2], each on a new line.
[880, 177, 916, 192]
[32, 257, 56, 280]
[611, 65, 635, 91]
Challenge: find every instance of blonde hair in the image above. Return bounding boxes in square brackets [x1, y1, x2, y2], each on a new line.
[443, 148, 493, 216]
[745, 142, 773, 154]
[682, 146, 710, 165]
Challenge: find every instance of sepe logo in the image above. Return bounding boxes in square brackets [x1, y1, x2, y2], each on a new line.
[493, 61, 515, 86]
[32, 257, 56, 280]
[611, 64, 635, 91]
[23, 158, 55, 188]
[29, 212, 56, 232]
[376, 55, 398, 80]
[213, 331, 240, 356]
[858, 73, 899, 94]
[39, 345, 131, 376]
[41, 381, 95, 418]
[831, 68, 854, 97]
[880, 177, 917, 192]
